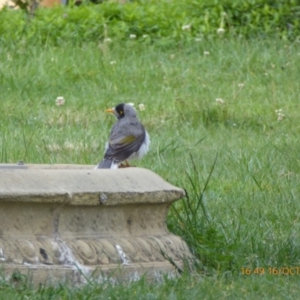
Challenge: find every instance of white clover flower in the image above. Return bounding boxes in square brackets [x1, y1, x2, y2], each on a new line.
[129, 34, 137, 39]
[275, 109, 285, 121]
[277, 114, 285, 121]
[170, 54, 176, 60]
[182, 24, 191, 31]
[7, 53, 12, 61]
[195, 38, 202, 42]
[138, 103, 145, 111]
[110, 61, 116, 65]
[217, 28, 225, 35]
[238, 83, 244, 88]
[216, 98, 224, 104]
[142, 34, 148, 38]
[222, 12, 227, 17]
[204, 51, 210, 55]
[55, 96, 65, 106]
[104, 38, 112, 43]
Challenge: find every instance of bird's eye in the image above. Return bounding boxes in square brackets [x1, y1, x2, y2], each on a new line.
[119, 110, 123, 115]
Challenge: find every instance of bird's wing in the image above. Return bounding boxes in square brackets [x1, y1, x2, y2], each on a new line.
[104, 119, 145, 162]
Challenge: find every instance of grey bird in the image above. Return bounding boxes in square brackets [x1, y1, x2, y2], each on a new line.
[95, 103, 150, 169]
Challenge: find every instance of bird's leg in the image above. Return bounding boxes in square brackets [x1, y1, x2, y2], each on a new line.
[119, 161, 129, 168]
[119, 161, 134, 168]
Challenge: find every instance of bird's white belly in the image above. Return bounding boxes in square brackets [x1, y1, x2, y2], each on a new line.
[128, 131, 150, 161]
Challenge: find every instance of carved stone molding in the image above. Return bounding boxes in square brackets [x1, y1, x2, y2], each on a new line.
[0, 235, 190, 265]
[0, 165, 191, 284]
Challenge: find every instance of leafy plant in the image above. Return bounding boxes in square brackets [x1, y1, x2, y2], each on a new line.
[0, 0, 299, 46]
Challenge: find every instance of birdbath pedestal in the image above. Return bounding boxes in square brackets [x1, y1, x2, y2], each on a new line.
[0, 164, 191, 285]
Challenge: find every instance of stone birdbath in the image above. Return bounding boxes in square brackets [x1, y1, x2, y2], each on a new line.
[0, 163, 191, 284]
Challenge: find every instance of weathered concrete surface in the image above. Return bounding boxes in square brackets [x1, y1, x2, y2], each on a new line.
[0, 164, 191, 285]
[0, 167, 184, 205]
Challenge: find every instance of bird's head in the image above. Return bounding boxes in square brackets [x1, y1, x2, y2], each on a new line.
[105, 103, 137, 119]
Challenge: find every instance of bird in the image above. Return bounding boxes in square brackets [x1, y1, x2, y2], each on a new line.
[95, 103, 150, 169]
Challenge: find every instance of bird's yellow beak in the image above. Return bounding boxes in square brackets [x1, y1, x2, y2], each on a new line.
[105, 108, 115, 114]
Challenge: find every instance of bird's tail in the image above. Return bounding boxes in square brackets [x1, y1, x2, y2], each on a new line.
[94, 159, 118, 169]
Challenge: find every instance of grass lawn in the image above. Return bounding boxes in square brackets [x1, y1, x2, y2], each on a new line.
[1, 37, 300, 298]
[1, 273, 300, 299]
